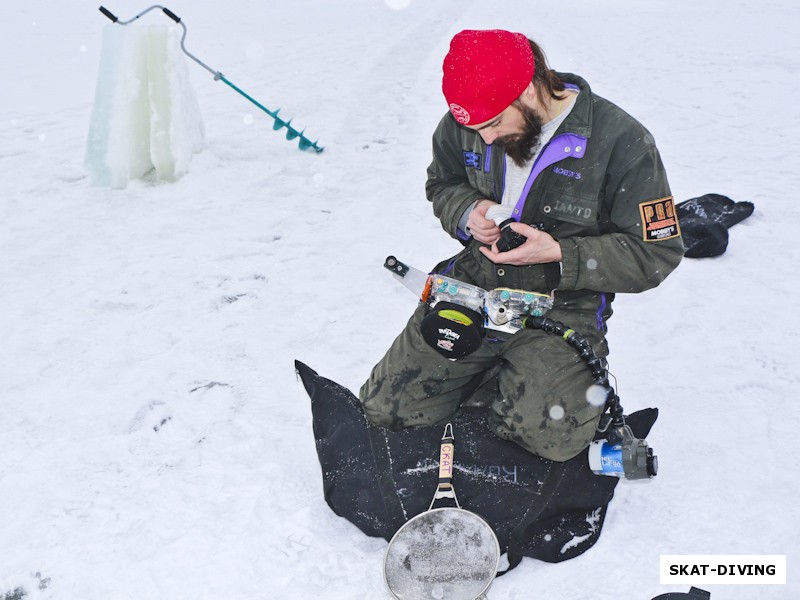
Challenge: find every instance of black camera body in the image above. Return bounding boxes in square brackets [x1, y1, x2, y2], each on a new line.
[495, 218, 528, 253]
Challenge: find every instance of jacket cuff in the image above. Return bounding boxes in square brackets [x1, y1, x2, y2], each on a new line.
[557, 238, 580, 290]
[444, 193, 482, 239]
[457, 200, 477, 236]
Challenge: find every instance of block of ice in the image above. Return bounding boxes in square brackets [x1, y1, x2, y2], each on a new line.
[146, 25, 204, 183]
[85, 24, 204, 189]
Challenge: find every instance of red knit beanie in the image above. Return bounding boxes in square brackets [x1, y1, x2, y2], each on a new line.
[442, 30, 535, 126]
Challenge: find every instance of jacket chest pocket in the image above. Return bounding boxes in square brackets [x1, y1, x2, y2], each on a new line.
[537, 191, 601, 236]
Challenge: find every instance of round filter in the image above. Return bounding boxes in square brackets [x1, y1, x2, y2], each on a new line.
[385, 507, 500, 600]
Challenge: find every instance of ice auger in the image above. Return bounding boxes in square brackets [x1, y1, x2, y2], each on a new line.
[98, 5, 324, 153]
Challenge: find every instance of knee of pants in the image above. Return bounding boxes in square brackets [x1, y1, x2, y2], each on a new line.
[359, 382, 399, 429]
[491, 328, 606, 461]
[489, 410, 601, 462]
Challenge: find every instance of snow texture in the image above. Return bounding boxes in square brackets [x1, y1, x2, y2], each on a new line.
[1, 0, 798, 599]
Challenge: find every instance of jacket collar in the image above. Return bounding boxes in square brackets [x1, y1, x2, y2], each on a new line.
[553, 72, 593, 138]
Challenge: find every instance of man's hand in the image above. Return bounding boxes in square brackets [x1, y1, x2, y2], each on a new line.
[479, 222, 563, 265]
[466, 199, 501, 244]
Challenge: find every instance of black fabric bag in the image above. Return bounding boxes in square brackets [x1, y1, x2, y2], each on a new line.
[676, 193, 754, 258]
[295, 360, 657, 569]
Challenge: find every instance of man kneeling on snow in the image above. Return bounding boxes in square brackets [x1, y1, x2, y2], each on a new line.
[359, 29, 683, 462]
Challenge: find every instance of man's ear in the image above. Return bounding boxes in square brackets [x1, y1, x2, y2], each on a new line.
[521, 81, 537, 101]
[516, 81, 538, 110]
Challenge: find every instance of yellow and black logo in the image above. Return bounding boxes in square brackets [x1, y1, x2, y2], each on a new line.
[639, 196, 681, 242]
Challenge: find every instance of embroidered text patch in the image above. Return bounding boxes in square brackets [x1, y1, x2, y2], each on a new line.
[639, 196, 681, 241]
[463, 151, 482, 169]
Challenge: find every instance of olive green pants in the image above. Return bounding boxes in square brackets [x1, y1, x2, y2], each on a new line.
[359, 304, 608, 462]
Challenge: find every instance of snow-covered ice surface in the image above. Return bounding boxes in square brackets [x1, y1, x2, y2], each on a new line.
[1, 0, 798, 598]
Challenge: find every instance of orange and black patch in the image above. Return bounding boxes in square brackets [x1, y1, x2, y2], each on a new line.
[639, 196, 681, 242]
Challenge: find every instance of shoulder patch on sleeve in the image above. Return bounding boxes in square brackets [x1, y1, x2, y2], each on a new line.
[463, 151, 482, 169]
[639, 196, 681, 241]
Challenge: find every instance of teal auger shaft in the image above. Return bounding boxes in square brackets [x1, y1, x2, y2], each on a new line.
[219, 76, 323, 153]
[98, 5, 324, 153]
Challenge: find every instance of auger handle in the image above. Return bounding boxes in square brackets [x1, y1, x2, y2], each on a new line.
[98, 6, 118, 22]
[162, 7, 181, 23]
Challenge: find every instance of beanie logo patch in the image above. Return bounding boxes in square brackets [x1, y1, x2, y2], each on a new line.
[449, 103, 470, 125]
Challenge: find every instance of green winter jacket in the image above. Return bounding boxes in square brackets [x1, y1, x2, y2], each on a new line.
[425, 72, 684, 330]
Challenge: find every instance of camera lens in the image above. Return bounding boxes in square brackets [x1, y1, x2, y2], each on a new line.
[496, 219, 526, 253]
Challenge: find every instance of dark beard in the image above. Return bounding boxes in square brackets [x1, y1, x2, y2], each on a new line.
[495, 103, 544, 167]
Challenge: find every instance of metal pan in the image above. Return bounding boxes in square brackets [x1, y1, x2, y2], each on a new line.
[384, 424, 501, 600]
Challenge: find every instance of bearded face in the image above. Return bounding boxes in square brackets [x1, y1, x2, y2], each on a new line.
[494, 102, 545, 167]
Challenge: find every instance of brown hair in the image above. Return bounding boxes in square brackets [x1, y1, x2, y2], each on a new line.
[529, 39, 566, 101]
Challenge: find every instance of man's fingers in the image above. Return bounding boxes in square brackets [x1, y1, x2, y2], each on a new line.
[474, 231, 500, 244]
